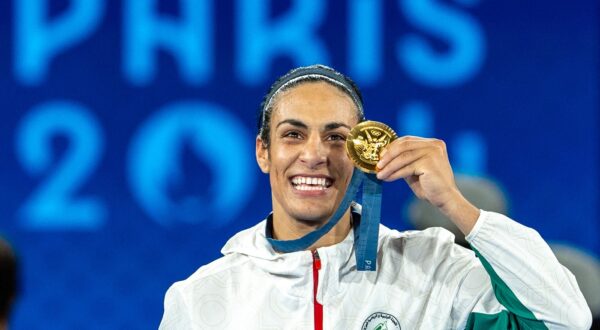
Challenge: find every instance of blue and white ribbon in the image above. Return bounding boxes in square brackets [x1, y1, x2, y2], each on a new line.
[267, 168, 382, 271]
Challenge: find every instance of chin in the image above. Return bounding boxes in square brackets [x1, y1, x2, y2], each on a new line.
[291, 206, 335, 224]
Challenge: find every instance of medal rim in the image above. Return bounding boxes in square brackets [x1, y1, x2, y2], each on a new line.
[346, 120, 398, 173]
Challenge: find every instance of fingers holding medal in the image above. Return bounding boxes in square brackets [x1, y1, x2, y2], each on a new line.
[345, 121, 448, 181]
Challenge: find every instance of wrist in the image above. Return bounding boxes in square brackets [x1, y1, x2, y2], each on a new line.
[438, 189, 480, 235]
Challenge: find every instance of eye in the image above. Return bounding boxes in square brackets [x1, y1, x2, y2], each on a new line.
[283, 131, 302, 139]
[327, 134, 346, 142]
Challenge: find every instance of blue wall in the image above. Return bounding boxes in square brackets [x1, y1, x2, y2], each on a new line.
[0, 0, 597, 328]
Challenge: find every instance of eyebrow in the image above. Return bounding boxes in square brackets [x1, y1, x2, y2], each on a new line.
[324, 122, 352, 131]
[276, 119, 307, 129]
[276, 119, 351, 131]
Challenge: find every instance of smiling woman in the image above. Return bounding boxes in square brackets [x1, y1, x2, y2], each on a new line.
[256, 80, 359, 245]
[159, 65, 592, 330]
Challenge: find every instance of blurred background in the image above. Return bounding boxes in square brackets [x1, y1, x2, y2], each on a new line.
[0, 0, 598, 328]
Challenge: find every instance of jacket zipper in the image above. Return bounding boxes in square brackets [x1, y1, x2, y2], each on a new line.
[312, 250, 323, 330]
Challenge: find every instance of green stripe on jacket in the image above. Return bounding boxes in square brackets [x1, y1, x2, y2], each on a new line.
[464, 247, 548, 329]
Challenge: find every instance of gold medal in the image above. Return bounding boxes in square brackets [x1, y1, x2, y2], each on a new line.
[346, 121, 398, 173]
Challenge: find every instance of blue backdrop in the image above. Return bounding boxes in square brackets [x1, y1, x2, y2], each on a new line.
[0, 0, 598, 328]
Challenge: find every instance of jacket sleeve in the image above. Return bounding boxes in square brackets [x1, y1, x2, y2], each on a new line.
[159, 283, 193, 330]
[450, 210, 592, 329]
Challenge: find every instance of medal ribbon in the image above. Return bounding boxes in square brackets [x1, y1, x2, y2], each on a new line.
[267, 168, 382, 271]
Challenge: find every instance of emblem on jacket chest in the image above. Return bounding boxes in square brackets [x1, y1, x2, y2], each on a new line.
[362, 312, 401, 330]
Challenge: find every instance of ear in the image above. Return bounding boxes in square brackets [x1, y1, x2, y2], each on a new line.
[256, 137, 270, 173]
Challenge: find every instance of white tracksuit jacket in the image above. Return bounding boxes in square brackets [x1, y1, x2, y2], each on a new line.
[159, 209, 592, 329]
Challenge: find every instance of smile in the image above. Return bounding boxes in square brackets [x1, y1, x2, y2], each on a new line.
[290, 176, 333, 191]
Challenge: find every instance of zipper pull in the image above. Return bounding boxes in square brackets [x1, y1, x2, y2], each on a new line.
[312, 250, 321, 270]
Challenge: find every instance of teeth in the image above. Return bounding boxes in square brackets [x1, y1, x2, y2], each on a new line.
[291, 176, 332, 188]
[295, 185, 325, 191]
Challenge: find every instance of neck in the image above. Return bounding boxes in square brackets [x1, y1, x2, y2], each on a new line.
[272, 208, 353, 250]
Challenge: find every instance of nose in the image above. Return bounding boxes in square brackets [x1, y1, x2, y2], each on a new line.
[299, 135, 327, 169]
